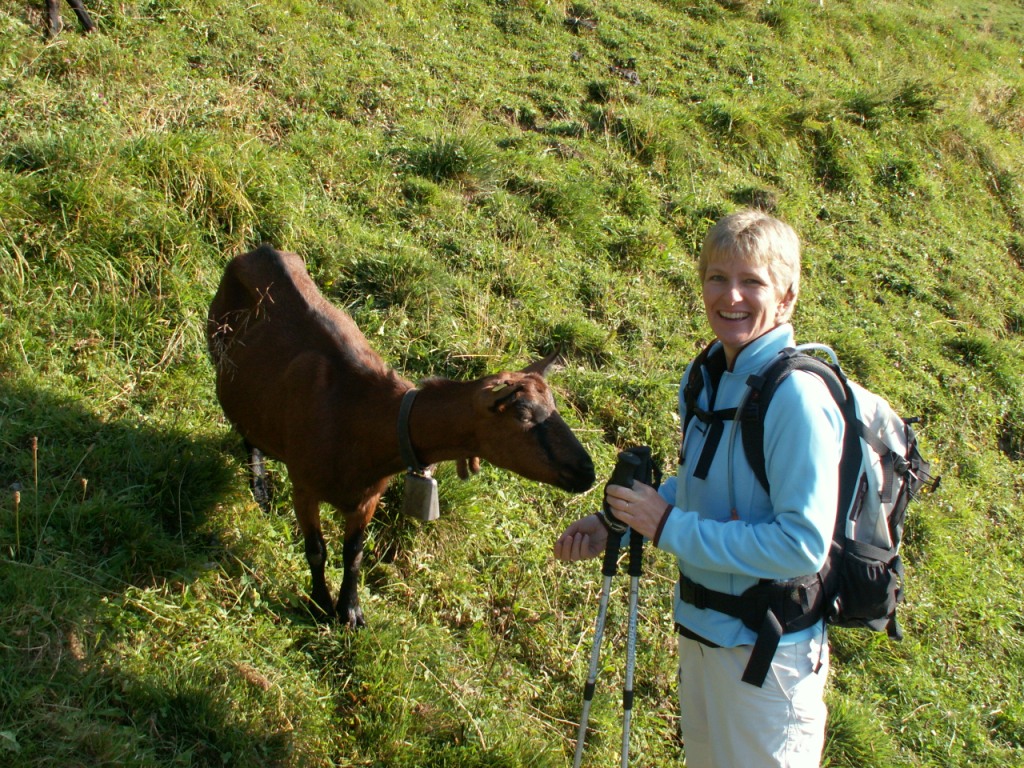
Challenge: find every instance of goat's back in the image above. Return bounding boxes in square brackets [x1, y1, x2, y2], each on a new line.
[208, 246, 406, 476]
[208, 245, 384, 373]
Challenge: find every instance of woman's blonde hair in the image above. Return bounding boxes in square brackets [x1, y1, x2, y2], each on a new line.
[698, 209, 801, 322]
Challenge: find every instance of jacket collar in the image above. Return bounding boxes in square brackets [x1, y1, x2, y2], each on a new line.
[716, 324, 795, 376]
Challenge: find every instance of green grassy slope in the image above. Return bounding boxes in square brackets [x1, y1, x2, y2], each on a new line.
[1, 0, 1023, 765]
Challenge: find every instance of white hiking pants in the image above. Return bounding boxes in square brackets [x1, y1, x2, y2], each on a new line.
[678, 632, 829, 768]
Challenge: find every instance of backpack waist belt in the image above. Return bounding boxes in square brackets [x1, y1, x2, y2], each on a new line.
[675, 622, 720, 647]
[677, 570, 827, 687]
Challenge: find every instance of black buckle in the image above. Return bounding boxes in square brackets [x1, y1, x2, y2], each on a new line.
[679, 575, 709, 610]
[692, 405, 714, 425]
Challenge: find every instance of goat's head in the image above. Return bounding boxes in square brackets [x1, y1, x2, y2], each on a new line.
[469, 354, 595, 493]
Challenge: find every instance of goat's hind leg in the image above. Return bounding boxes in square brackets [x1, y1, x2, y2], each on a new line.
[245, 440, 272, 513]
[67, 0, 95, 32]
[46, 0, 62, 35]
[46, 0, 95, 35]
[294, 488, 335, 620]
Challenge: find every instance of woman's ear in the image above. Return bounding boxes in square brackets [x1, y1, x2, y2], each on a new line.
[777, 287, 797, 320]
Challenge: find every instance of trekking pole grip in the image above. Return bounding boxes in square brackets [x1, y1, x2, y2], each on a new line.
[628, 528, 644, 577]
[601, 451, 640, 576]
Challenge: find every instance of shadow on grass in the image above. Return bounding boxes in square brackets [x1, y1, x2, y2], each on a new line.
[0, 375, 300, 765]
[0, 377, 230, 583]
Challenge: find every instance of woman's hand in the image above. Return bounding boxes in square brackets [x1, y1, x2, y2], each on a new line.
[604, 481, 670, 541]
[553, 514, 608, 561]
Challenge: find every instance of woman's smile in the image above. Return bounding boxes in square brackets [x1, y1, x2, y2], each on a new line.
[702, 256, 792, 367]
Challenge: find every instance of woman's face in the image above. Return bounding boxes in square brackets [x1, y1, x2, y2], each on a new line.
[702, 254, 793, 367]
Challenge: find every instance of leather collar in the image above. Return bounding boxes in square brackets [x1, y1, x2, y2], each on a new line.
[398, 388, 425, 472]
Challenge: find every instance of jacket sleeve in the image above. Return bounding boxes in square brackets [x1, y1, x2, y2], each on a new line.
[654, 370, 844, 581]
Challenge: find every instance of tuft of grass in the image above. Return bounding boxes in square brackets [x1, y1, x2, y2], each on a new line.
[823, 694, 906, 768]
[403, 129, 501, 192]
[844, 79, 940, 130]
[606, 108, 683, 168]
[756, 0, 807, 34]
[807, 122, 861, 193]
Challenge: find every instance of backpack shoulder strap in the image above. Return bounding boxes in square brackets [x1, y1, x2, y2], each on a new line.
[740, 348, 852, 495]
[683, 342, 735, 479]
[683, 342, 725, 424]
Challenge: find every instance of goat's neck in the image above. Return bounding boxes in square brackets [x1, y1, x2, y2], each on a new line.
[403, 381, 479, 467]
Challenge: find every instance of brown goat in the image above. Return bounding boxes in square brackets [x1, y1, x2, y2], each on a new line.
[208, 245, 596, 627]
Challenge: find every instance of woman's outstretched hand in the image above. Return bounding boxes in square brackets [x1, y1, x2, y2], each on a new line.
[553, 514, 608, 561]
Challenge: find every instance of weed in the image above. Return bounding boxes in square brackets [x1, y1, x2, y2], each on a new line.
[874, 156, 921, 193]
[404, 130, 500, 192]
[808, 123, 860, 193]
[614, 109, 686, 167]
[757, 0, 804, 35]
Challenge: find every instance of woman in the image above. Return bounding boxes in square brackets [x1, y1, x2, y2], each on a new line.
[555, 209, 844, 767]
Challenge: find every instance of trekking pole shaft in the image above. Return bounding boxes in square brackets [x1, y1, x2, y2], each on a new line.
[621, 576, 639, 767]
[573, 574, 614, 768]
[575, 449, 644, 767]
[621, 530, 644, 767]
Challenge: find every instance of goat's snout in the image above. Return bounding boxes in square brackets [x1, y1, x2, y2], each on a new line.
[537, 414, 595, 494]
[552, 430, 595, 493]
[561, 455, 597, 493]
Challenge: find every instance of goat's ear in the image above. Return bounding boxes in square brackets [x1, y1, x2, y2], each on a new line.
[521, 350, 564, 378]
[487, 381, 524, 412]
[456, 457, 481, 480]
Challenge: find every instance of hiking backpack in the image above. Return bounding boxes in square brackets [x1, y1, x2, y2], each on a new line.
[679, 342, 937, 687]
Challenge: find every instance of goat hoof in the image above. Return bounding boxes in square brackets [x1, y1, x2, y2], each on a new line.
[251, 480, 272, 513]
[338, 604, 365, 629]
[304, 595, 335, 623]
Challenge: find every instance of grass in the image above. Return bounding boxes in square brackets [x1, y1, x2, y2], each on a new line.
[1, 0, 1023, 765]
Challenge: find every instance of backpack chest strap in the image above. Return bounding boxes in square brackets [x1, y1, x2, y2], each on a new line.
[691, 406, 737, 480]
[683, 343, 771, 487]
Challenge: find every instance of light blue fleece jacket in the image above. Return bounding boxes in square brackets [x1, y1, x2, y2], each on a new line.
[655, 324, 844, 648]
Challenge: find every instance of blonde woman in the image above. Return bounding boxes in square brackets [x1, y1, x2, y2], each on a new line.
[556, 210, 843, 767]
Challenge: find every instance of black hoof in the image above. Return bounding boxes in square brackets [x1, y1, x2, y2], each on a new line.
[248, 448, 273, 513]
[303, 593, 335, 623]
[337, 602, 365, 629]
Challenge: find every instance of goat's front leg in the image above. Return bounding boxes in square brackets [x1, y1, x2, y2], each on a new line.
[336, 527, 366, 629]
[337, 506, 374, 629]
[294, 488, 334, 620]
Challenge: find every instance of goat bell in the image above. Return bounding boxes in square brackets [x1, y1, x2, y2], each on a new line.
[402, 470, 440, 521]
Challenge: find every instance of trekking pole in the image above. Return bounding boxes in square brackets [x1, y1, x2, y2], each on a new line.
[620, 446, 653, 767]
[621, 526, 644, 767]
[572, 452, 640, 768]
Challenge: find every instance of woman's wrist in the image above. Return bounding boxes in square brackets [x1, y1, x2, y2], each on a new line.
[652, 503, 674, 547]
